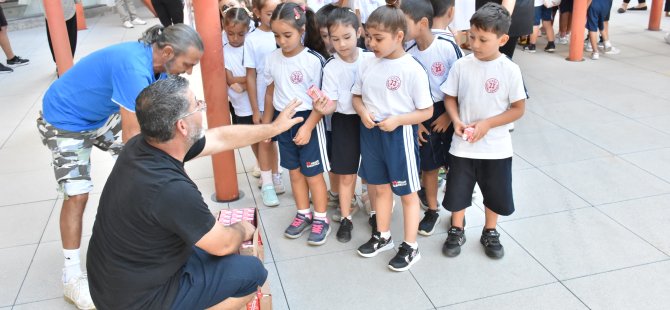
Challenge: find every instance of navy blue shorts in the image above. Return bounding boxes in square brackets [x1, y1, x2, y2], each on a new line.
[533, 6, 542, 26]
[359, 124, 420, 196]
[331, 113, 361, 175]
[442, 155, 515, 216]
[170, 248, 268, 310]
[275, 110, 330, 177]
[587, 3, 609, 31]
[541, 5, 558, 21]
[419, 102, 453, 172]
[560, 0, 573, 13]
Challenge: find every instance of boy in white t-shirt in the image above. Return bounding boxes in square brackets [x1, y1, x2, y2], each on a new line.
[439, 3, 526, 259]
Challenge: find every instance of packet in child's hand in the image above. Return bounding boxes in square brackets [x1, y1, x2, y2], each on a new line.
[307, 85, 332, 109]
[463, 127, 475, 142]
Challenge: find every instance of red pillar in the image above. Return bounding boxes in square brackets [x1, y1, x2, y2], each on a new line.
[43, 0, 74, 75]
[567, 0, 587, 61]
[76, 2, 87, 30]
[648, 0, 664, 31]
[192, 0, 239, 202]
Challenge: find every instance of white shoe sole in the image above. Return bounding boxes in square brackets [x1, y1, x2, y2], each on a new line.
[357, 240, 395, 258]
[388, 252, 421, 272]
[418, 215, 441, 236]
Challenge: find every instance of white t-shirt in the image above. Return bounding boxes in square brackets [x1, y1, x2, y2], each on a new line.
[534, 0, 544, 6]
[243, 28, 276, 112]
[440, 54, 526, 159]
[406, 36, 463, 103]
[351, 53, 433, 121]
[308, 0, 339, 13]
[322, 48, 374, 115]
[224, 43, 253, 117]
[451, 0, 476, 31]
[431, 28, 456, 41]
[352, 0, 385, 23]
[265, 48, 325, 111]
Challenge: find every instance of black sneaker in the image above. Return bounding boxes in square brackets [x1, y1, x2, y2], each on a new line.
[480, 228, 504, 259]
[368, 213, 377, 233]
[442, 227, 466, 257]
[0, 63, 12, 74]
[6, 55, 30, 67]
[336, 217, 353, 243]
[357, 231, 394, 257]
[523, 43, 536, 53]
[544, 42, 556, 53]
[388, 242, 421, 272]
[417, 187, 428, 209]
[418, 209, 440, 236]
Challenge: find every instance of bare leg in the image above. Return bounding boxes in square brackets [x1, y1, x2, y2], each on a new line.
[423, 169, 439, 211]
[484, 207, 499, 230]
[271, 142, 279, 174]
[400, 193, 420, 243]
[258, 141, 273, 174]
[0, 26, 17, 59]
[206, 292, 256, 310]
[589, 31, 599, 53]
[451, 209, 465, 229]
[373, 184, 393, 232]
[60, 194, 88, 249]
[307, 173, 328, 213]
[338, 174, 357, 217]
[289, 169, 310, 210]
[329, 172, 339, 194]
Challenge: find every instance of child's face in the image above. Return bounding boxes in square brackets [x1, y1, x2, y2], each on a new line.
[366, 26, 403, 59]
[363, 28, 371, 50]
[255, 0, 280, 29]
[225, 22, 249, 48]
[329, 23, 359, 60]
[220, 0, 241, 9]
[403, 15, 420, 42]
[272, 20, 304, 56]
[468, 26, 507, 61]
[320, 27, 334, 54]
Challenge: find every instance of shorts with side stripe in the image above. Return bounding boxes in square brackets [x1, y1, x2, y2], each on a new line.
[274, 110, 330, 177]
[359, 124, 420, 196]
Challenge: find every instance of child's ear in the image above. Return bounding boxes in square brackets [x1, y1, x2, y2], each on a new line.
[356, 26, 362, 38]
[396, 30, 405, 43]
[498, 33, 509, 47]
[420, 17, 429, 29]
[447, 7, 455, 20]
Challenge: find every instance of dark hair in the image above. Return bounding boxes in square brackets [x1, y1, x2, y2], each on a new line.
[366, 0, 407, 42]
[315, 4, 338, 29]
[326, 7, 360, 33]
[139, 24, 204, 55]
[251, 0, 271, 27]
[223, 7, 252, 29]
[430, 0, 454, 17]
[135, 76, 191, 143]
[470, 2, 511, 37]
[401, 0, 434, 28]
[271, 2, 329, 58]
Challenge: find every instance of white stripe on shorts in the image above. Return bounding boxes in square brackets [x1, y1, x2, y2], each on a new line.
[316, 120, 331, 172]
[403, 125, 420, 192]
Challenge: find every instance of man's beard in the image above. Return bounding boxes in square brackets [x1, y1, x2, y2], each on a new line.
[186, 118, 206, 146]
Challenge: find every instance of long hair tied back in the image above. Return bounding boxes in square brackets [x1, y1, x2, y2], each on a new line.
[271, 2, 329, 58]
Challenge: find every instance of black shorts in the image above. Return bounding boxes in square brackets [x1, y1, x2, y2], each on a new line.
[419, 102, 453, 171]
[170, 248, 268, 310]
[0, 7, 8, 28]
[442, 155, 514, 216]
[559, 0, 573, 13]
[331, 113, 361, 175]
[233, 115, 253, 125]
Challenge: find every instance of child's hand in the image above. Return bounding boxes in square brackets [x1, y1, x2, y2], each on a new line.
[377, 116, 400, 132]
[360, 111, 376, 129]
[452, 120, 466, 138]
[230, 83, 244, 93]
[293, 124, 312, 145]
[252, 111, 262, 125]
[313, 96, 335, 115]
[431, 113, 451, 133]
[467, 120, 491, 143]
[417, 123, 429, 146]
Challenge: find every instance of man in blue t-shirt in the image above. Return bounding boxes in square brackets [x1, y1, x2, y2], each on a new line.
[36, 24, 203, 310]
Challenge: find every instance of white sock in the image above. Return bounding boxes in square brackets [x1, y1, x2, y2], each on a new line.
[260, 170, 272, 186]
[329, 190, 339, 197]
[405, 241, 418, 249]
[345, 215, 352, 220]
[604, 40, 612, 48]
[297, 209, 312, 216]
[272, 173, 281, 180]
[63, 248, 82, 283]
[380, 231, 391, 239]
[370, 211, 376, 217]
[314, 211, 327, 219]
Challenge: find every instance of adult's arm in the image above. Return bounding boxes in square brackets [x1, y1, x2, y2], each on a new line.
[195, 221, 256, 256]
[502, 0, 516, 15]
[120, 107, 141, 143]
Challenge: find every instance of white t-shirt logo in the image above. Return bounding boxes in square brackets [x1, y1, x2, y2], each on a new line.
[431, 62, 446, 76]
[386, 76, 401, 91]
[485, 78, 499, 93]
[290, 71, 304, 84]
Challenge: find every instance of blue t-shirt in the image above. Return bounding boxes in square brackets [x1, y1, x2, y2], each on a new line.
[43, 42, 162, 132]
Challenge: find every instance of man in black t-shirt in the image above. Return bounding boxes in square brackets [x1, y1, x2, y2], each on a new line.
[86, 76, 304, 309]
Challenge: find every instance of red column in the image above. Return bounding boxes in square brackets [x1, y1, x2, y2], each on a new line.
[567, 0, 587, 61]
[76, 2, 87, 30]
[192, 0, 239, 202]
[43, 0, 74, 75]
[648, 0, 663, 31]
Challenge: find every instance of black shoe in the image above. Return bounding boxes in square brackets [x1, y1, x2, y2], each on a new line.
[368, 213, 377, 233]
[480, 228, 504, 259]
[544, 42, 556, 53]
[523, 43, 536, 53]
[442, 227, 466, 257]
[6, 55, 30, 67]
[388, 242, 421, 272]
[417, 187, 428, 209]
[357, 231, 394, 257]
[336, 217, 353, 243]
[418, 209, 440, 236]
[0, 63, 13, 74]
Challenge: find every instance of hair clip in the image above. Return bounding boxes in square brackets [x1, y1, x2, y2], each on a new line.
[299, 4, 306, 12]
[294, 7, 301, 20]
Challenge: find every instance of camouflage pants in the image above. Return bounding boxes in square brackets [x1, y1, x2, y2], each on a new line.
[37, 112, 123, 196]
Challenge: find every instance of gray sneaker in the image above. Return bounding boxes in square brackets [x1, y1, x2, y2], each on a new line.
[284, 212, 312, 239]
[0, 63, 13, 74]
[307, 217, 331, 245]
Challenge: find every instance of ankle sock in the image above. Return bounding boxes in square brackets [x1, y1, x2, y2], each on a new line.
[298, 209, 312, 216]
[313, 211, 327, 219]
[63, 249, 82, 283]
[380, 231, 391, 239]
[260, 171, 272, 186]
[405, 241, 418, 249]
[369, 211, 376, 217]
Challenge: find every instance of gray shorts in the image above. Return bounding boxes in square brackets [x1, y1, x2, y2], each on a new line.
[37, 112, 123, 196]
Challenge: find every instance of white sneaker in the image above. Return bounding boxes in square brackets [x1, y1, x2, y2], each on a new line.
[273, 175, 285, 194]
[122, 21, 134, 28]
[591, 52, 600, 60]
[64, 274, 96, 310]
[131, 18, 147, 25]
[252, 166, 261, 178]
[557, 35, 569, 45]
[604, 46, 620, 55]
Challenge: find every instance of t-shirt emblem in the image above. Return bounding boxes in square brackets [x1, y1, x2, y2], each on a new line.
[431, 62, 446, 76]
[386, 76, 401, 91]
[290, 71, 304, 84]
[485, 78, 499, 93]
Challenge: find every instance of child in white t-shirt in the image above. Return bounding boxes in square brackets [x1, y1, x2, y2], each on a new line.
[440, 3, 526, 259]
[223, 8, 254, 124]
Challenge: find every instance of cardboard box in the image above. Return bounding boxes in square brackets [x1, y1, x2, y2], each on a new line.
[218, 208, 264, 261]
[244, 280, 272, 310]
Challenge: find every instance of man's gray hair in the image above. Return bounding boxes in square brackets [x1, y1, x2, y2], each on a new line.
[135, 76, 191, 143]
[139, 24, 204, 55]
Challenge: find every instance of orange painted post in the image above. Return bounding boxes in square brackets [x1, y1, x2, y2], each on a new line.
[567, 0, 587, 61]
[75, 2, 87, 30]
[192, 0, 240, 202]
[648, 0, 663, 31]
[141, 0, 158, 17]
[43, 0, 74, 75]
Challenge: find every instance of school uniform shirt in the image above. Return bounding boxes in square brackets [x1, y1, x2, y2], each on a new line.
[264, 47, 325, 112]
[322, 48, 374, 115]
[351, 53, 432, 121]
[406, 36, 463, 103]
[440, 54, 526, 160]
[352, 0, 385, 23]
[243, 28, 276, 112]
[224, 43, 253, 117]
[431, 28, 456, 41]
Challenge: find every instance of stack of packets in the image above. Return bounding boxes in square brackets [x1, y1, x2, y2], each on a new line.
[217, 208, 271, 309]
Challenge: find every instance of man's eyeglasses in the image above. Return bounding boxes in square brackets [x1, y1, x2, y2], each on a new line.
[179, 99, 207, 119]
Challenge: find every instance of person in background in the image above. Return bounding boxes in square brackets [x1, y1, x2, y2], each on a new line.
[0, 2, 29, 74]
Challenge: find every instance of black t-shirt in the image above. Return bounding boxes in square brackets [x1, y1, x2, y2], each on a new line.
[87, 135, 215, 310]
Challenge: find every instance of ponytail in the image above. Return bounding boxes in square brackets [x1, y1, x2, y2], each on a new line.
[366, 0, 407, 43]
[271, 2, 329, 58]
[304, 8, 329, 58]
[138, 24, 204, 56]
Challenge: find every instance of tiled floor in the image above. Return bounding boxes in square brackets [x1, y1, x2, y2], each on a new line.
[1, 1, 670, 309]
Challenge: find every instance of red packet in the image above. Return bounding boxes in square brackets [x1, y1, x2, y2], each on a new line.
[307, 85, 333, 110]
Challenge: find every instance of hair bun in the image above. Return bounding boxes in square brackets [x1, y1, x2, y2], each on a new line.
[385, 0, 399, 8]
